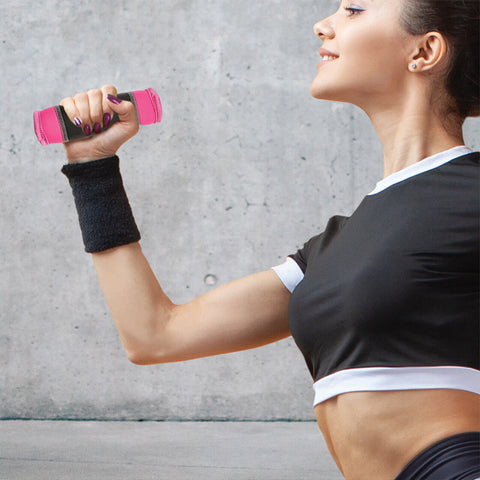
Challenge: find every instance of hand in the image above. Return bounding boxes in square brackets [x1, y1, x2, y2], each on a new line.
[60, 85, 139, 163]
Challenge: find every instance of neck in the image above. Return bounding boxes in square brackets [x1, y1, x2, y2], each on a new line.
[361, 90, 465, 178]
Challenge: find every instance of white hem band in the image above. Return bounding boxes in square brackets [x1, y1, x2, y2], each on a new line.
[313, 366, 480, 406]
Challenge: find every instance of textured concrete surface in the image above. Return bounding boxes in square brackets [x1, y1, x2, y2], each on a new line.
[0, 421, 344, 480]
[1, 0, 479, 421]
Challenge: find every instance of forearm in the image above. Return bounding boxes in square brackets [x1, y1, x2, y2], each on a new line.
[92, 242, 175, 362]
[60, 153, 173, 360]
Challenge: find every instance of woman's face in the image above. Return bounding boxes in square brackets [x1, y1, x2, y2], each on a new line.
[310, 0, 414, 110]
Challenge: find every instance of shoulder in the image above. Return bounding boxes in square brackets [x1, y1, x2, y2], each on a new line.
[439, 151, 479, 183]
[272, 215, 350, 292]
[289, 215, 350, 273]
[425, 151, 479, 211]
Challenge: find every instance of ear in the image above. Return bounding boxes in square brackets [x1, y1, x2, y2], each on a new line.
[410, 32, 448, 72]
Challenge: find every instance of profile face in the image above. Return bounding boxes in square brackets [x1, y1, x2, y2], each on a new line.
[310, 0, 413, 110]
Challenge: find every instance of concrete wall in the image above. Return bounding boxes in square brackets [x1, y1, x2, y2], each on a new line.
[1, 0, 478, 420]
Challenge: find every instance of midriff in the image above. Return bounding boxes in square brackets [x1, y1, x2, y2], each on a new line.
[314, 389, 480, 480]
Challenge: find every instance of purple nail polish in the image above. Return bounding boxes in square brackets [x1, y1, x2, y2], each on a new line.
[84, 124, 91, 136]
[94, 122, 102, 134]
[74, 117, 82, 127]
[103, 112, 111, 127]
[107, 94, 122, 105]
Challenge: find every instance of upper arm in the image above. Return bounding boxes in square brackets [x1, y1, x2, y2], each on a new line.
[140, 269, 292, 364]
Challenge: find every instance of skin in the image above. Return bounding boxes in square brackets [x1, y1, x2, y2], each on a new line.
[60, 1, 479, 478]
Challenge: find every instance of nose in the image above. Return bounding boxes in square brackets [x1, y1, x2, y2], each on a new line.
[313, 16, 335, 40]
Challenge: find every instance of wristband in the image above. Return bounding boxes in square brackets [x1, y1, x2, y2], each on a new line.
[61, 156, 140, 253]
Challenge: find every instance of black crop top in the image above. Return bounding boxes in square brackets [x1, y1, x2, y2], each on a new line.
[273, 148, 480, 405]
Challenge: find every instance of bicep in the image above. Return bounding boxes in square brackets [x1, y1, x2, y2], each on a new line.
[149, 269, 292, 363]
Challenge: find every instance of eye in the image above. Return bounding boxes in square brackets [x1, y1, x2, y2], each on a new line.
[344, 6, 364, 16]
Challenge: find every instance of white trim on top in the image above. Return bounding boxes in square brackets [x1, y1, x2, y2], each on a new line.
[312, 365, 480, 406]
[369, 146, 473, 195]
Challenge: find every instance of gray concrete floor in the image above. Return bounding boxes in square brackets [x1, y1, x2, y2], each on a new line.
[0, 421, 344, 479]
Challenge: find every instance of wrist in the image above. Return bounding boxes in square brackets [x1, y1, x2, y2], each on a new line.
[63, 141, 118, 164]
[66, 151, 117, 164]
[61, 156, 141, 253]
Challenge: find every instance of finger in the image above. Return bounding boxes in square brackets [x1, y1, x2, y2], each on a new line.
[101, 85, 118, 128]
[60, 97, 83, 128]
[106, 92, 139, 133]
[73, 92, 93, 136]
[87, 88, 104, 134]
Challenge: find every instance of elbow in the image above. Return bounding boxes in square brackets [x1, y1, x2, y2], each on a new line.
[125, 346, 163, 365]
[123, 308, 178, 365]
[126, 350, 152, 365]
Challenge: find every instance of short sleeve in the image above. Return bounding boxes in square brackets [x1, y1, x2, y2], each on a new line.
[288, 234, 323, 273]
[272, 233, 324, 293]
[273, 215, 350, 292]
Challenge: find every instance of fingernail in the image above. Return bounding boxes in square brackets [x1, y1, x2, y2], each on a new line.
[103, 112, 111, 127]
[107, 94, 122, 105]
[74, 117, 82, 127]
[94, 122, 102, 134]
[84, 124, 91, 136]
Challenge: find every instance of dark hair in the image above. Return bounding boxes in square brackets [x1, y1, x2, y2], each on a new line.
[400, 0, 480, 118]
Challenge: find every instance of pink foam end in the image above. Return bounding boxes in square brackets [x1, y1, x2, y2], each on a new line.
[132, 88, 163, 125]
[33, 107, 64, 145]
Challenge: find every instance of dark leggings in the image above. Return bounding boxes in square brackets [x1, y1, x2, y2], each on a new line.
[395, 432, 480, 480]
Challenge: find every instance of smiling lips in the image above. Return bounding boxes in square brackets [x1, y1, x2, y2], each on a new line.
[317, 48, 339, 67]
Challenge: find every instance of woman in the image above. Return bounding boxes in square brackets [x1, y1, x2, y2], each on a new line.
[58, 0, 480, 479]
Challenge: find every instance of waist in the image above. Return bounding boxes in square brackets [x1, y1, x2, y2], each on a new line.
[314, 389, 480, 480]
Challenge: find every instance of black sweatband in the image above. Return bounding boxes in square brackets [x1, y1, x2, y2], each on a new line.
[61, 156, 141, 253]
